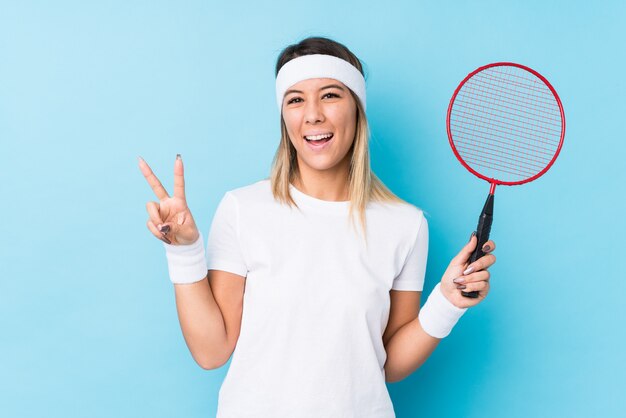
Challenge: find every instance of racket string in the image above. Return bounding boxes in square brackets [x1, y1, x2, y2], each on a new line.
[451, 103, 561, 144]
[450, 116, 559, 154]
[475, 73, 559, 108]
[451, 128, 554, 169]
[460, 78, 562, 132]
[457, 84, 561, 125]
[449, 65, 563, 182]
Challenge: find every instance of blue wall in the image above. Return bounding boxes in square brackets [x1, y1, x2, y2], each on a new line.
[1, 1, 624, 416]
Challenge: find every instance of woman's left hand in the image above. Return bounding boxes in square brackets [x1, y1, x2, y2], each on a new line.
[440, 233, 496, 309]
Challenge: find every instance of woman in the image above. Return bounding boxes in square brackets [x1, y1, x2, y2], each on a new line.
[139, 36, 495, 418]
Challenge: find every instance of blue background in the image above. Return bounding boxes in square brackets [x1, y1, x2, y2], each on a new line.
[1, 1, 624, 417]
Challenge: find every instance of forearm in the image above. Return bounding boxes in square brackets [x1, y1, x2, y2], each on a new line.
[174, 275, 229, 369]
[383, 317, 441, 383]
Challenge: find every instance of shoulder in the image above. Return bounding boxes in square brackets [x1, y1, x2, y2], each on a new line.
[217, 179, 279, 215]
[367, 199, 427, 247]
[369, 199, 426, 225]
[223, 178, 273, 202]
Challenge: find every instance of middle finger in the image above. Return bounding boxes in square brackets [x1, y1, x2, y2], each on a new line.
[464, 253, 496, 274]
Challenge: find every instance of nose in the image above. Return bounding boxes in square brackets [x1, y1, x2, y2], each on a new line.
[304, 98, 324, 124]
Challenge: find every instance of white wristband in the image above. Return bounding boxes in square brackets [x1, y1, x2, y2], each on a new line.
[162, 232, 208, 284]
[418, 283, 468, 338]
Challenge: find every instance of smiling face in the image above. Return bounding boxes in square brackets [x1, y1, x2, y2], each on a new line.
[281, 77, 358, 181]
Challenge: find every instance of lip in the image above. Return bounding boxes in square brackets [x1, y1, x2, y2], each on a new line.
[304, 135, 334, 151]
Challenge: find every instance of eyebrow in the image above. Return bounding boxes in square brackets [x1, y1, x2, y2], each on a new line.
[284, 84, 346, 97]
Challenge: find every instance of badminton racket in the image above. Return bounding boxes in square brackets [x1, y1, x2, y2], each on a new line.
[446, 62, 565, 298]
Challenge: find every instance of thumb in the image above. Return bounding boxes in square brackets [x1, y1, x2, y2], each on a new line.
[451, 231, 477, 265]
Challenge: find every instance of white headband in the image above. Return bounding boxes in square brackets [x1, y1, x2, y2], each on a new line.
[275, 54, 366, 112]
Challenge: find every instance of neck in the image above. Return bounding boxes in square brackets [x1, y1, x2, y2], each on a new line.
[293, 163, 350, 202]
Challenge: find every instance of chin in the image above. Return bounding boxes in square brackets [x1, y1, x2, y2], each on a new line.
[302, 157, 350, 173]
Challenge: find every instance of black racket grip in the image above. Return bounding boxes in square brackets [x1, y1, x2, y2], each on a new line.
[462, 193, 494, 298]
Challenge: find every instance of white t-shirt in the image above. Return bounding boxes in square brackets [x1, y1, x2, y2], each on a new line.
[206, 179, 428, 418]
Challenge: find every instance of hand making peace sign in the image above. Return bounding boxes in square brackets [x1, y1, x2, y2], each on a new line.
[139, 154, 200, 246]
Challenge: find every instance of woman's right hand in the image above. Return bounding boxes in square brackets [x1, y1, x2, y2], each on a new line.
[139, 154, 200, 245]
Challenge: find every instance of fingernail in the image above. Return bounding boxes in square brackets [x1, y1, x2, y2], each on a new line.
[138, 156, 144, 164]
[161, 236, 172, 244]
[482, 244, 491, 252]
[463, 266, 475, 275]
[176, 154, 181, 160]
[456, 285, 467, 290]
[159, 225, 170, 234]
[453, 277, 465, 284]
[469, 231, 476, 242]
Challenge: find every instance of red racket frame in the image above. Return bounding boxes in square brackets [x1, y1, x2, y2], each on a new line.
[446, 62, 566, 194]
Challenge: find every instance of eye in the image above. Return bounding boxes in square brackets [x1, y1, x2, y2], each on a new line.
[286, 97, 302, 104]
[323, 92, 340, 99]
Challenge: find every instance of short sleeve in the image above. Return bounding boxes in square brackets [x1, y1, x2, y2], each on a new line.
[391, 212, 428, 291]
[205, 192, 248, 277]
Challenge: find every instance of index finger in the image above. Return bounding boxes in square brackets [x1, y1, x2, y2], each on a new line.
[138, 157, 170, 200]
[481, 240, 496, 253]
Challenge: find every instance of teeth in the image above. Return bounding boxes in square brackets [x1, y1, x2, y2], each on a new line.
[305, 133, 333, 141]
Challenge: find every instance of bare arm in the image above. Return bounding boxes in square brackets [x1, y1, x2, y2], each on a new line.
[138, 156, 246, 370]
[174, 270, 245, 370]
[383, 290, 440, 383]
[384, 317, 441, 383]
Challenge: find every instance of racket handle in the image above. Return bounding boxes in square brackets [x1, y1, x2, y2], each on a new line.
[462, 193, 494, 298]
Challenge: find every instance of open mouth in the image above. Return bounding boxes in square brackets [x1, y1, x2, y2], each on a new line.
[304, 133, 334, 145]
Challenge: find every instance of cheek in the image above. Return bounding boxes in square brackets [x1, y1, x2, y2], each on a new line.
[282, 117, 300, 143]
[332, 104, 357, 134]
[338, 114, 357, 142]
